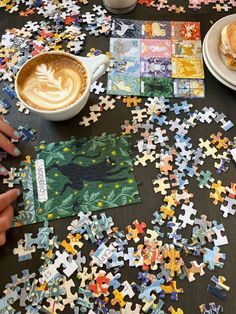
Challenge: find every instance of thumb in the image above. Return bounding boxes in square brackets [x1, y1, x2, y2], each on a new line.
[0, 189, 20, 212]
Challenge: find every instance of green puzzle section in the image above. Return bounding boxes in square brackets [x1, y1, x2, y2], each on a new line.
[13, 133, 141, 226]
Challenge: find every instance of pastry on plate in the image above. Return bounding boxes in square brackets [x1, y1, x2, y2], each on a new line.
[220, 21, 236, 70]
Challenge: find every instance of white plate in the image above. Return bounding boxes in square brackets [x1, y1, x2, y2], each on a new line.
[203, 35, 236, 91]
[205, 14, 236, 86]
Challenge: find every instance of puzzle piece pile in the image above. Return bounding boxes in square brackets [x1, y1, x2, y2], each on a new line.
[79, 95, 118, 127]
[1, 208, 228, 313]
[137, 0, 236, 12]
[129, 97, 235, 218]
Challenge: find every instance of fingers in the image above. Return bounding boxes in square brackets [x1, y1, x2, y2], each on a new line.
[0, 163, 8, 176]
[0, 189, 20, 212]
[0, 205, 14, 231]
[0, 117, 21, 156]
[0, 132, 21, 156]
[0, 118, 20, 140]
[0, 232, 6, 246]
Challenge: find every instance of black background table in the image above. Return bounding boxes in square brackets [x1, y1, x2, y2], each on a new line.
[0, 1, 236, 313]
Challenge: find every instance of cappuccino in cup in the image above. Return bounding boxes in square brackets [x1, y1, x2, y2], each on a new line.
[16, 53, 88, 111]
[15, 52, 110, 121]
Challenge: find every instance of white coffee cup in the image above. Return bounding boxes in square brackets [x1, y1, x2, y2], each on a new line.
[15, 51, 110, 121]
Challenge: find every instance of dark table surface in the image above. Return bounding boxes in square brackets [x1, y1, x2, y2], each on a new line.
[0, 1, 236, 313]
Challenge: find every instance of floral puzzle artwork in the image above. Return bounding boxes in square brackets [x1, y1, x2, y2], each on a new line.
[13, 134, 140, 226]
[107, 19, 205, 98]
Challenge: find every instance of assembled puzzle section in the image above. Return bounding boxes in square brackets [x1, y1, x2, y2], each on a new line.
[13, 133, 141, 226]
[107, 19, 205, 98]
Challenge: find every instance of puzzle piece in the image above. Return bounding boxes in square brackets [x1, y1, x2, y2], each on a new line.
[153, 176, 170, 195]
[196, 170, 214, 189]
[90, 81, 105, 94]
[210, 181, 226, 205]
[163, 244, 182, 277]
[198, 107, 216, 123]
[156, 150, 173, 175]
[61, 233, 83, 255]
[107, 251, 124, 269]
[160, 194, 179, 220]
[99, 95, 116, 110]
[123, 96, 142, 108]
[203, 247, 226, 270]
[210, 132, 229, 149]
[77, 267, 97, 288]
[210, 275, 230, 292]
[169, 118, 188, 135]
[122, 302, 142, 314]
[167, 217, 182, 242]
[220, 196, 236, 218]
[89, 270, 110, 296]
[121, 120, 141, 134]
[111, 281, 134, 307]
[226, 182, 236, 198]
[16, 101, 30, 114]
[3, 167, 20, 187]
[138, 278, 164, 302]
[170, 101, 193, 115]
[152, 211, 165, 226]
[126, 220, 146, 243]
[207, 275, 229, 301]
[13, 239, 36, 262]
[199, 139, 217, 159]
[43, 298, 65, 313]
[160, 281, 184, 301]
[18, 124, 36, 142]
[214, 152, 230, 174]
[135, 151, 157, 166]
[79, 112, 102, 127]
[185, 261, 205, 282]
[178, 202, 197, 228]
[199, 303, 224, 314]
[131, 108, 148, 123]
[153, 127, 169, 146]
[168, 307, 184, 314]
[212, 221, 228, 247]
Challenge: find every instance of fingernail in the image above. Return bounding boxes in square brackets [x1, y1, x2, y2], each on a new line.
[13, 131, 21, 138]
[0, 166, 7, 174]
[14, 147, 21, 156]
[16, 189, 21, 196]
[3, 118, 9, 124]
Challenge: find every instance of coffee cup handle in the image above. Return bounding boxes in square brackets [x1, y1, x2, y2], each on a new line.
[78, 55, 110, 84]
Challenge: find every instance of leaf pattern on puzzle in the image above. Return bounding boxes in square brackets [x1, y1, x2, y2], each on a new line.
[13, 134, 141, 226]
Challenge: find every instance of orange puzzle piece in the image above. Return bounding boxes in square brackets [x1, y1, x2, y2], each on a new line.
[210, 180, 226, 205]
[163, 244, 182, 277]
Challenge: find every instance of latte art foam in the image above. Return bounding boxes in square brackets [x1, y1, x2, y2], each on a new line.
[17, 54, 87, 111]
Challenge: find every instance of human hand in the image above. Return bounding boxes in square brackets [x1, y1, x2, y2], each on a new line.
[0, 116, 21, 175]
[0, 189, 20, 246]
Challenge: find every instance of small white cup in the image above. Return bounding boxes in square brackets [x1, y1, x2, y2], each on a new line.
[15, 51, 110, 121]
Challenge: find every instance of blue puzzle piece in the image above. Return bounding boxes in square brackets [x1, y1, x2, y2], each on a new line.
[2, 83, 16, 99]
[0, 98, 10, 109]
[207, 284, 226, 301]
[203, 247, 226, 270]
[170, 100, 193, 115]
[138, 278, 164, 301]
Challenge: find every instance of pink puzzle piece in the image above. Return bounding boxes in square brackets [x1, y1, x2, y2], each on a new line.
[141, 39, 171, 58]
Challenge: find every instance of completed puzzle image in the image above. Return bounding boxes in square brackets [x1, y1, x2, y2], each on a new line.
[13, 133, 140, 226]
[108, 19, 205, 98]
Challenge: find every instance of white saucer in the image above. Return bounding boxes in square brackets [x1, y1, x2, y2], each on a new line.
[204, 14, 236, 86]
[203, 34, 236, 91]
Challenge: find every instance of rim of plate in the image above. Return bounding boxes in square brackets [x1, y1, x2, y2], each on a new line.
[205, 14, 236, 86]
[203, 35, 236, 91]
